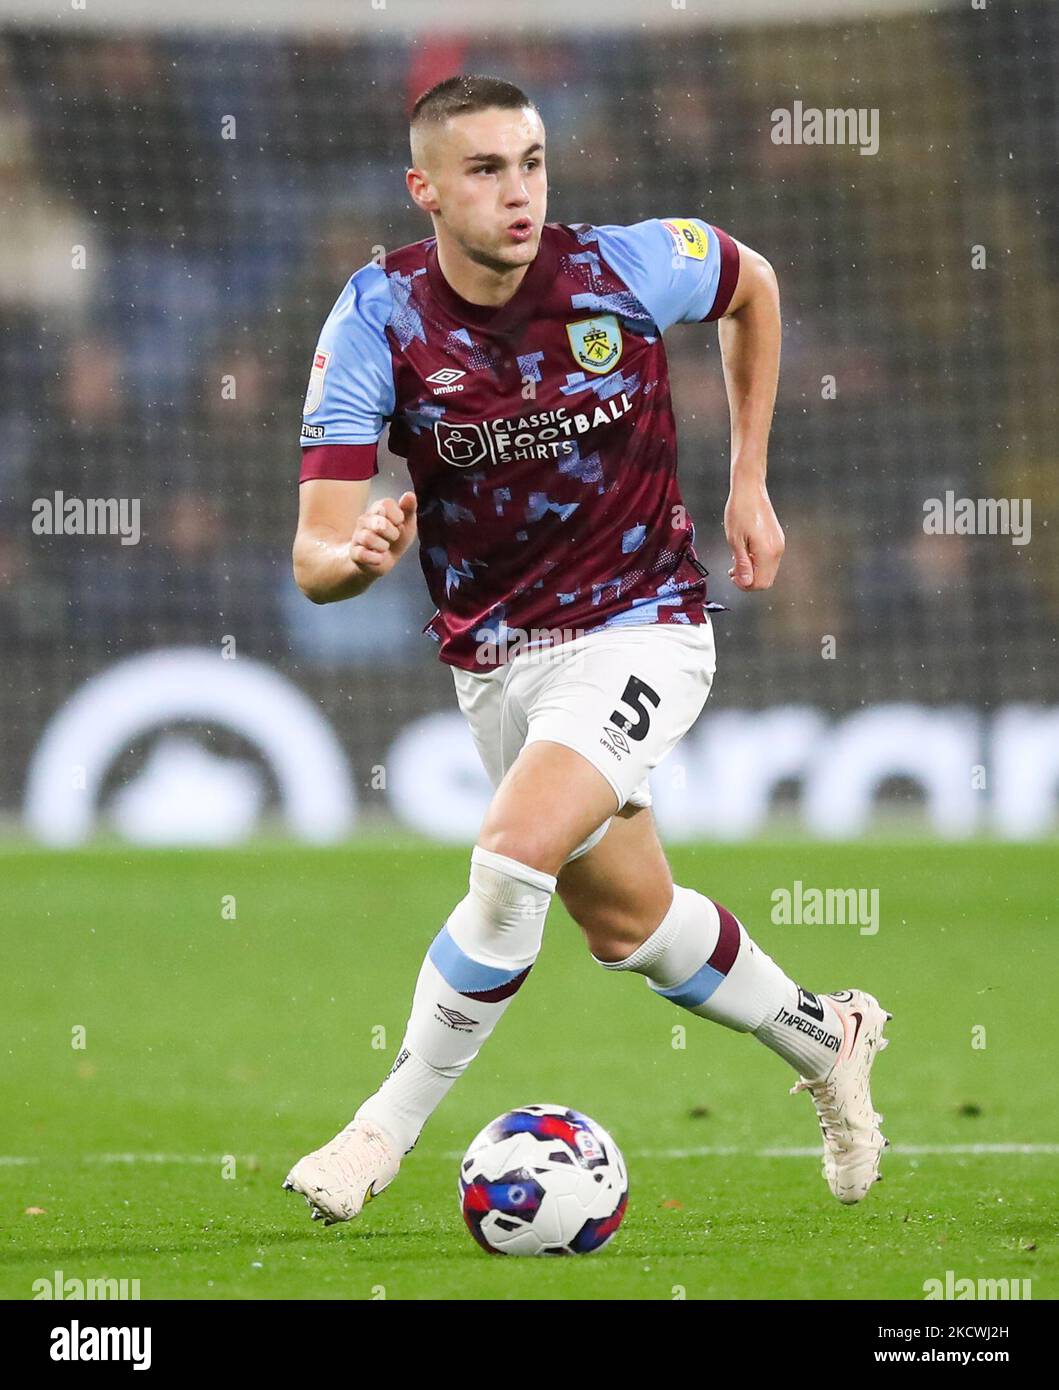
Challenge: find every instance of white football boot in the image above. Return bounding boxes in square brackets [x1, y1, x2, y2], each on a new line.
[790, 989, 892, 1205]
[283, 1120, 401, 1226]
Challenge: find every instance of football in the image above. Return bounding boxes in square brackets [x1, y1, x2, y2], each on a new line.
[458, 1104, 629, 1255]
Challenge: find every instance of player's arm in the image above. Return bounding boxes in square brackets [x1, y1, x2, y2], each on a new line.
[293, 478, 418, 604]
[592, 218, 784, 591]
[716, 240, 784, 592]
[293, 263, 413, 603]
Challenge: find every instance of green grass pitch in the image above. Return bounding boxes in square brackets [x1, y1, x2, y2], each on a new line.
[1, 840, 1055, 1301]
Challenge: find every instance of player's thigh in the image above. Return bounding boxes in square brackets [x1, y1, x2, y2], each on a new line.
[451, 665, 508, 791]
[520, 623, 716, 823]
[477, 738, 620, 877]
[556, 804, 673, 956]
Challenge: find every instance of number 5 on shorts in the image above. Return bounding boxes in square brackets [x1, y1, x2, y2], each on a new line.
[608, 675, 661, 741]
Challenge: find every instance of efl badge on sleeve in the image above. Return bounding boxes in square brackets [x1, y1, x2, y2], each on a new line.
[303, 348, 331, 416]
[566, 314, 623, 375]
[661, 218, 709, 261]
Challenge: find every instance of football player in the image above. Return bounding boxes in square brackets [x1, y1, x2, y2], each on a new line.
[285, 76, 889, 1224]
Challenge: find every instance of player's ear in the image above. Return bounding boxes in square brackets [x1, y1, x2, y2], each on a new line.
[406, 166, 435, 213]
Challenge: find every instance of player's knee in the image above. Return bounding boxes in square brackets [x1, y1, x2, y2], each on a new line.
[476, 824, 564, 878]
[444, 845, 558, 965]
[586, 924, 651, 964]
[561, 893, 648, 961]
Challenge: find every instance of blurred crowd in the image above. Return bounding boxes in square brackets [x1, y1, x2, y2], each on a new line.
[0, 4, 1055, 777]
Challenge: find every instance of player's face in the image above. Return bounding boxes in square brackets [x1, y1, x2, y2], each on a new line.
[431, 107, 547, 273]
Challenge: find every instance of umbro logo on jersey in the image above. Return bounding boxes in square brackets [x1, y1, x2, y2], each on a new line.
[426, 367, 466, 395]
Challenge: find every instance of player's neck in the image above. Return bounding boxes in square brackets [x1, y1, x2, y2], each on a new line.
[434, 235, 533, 310]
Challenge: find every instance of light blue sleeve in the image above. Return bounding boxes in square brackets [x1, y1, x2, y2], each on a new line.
[592, 218, 729, 334]
[300, 261, 396, 446]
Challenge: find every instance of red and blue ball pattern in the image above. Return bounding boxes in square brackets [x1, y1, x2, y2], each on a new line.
[458, 1104, 629, 1256]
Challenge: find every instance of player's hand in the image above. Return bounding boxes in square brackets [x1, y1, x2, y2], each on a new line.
[724, 482, 784, 591]
[349, 491, 418, 581]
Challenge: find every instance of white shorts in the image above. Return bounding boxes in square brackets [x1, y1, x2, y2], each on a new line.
[451, 620, 717, 865]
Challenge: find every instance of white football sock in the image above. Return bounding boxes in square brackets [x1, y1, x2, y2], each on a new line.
[594, 884, 844, 1080]
[353, 845, 556, 1153]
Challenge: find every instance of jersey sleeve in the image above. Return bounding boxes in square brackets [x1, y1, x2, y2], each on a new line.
[592, 217, 740, 334]
[299, 261, 396, 483]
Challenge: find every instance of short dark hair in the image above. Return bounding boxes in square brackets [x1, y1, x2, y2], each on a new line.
[410, 74, 537, 136]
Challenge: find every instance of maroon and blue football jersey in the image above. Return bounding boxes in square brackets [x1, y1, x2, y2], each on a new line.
[299, 217, 739, 671]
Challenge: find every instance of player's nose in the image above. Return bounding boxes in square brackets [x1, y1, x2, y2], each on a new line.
[501, 175, 531, 206]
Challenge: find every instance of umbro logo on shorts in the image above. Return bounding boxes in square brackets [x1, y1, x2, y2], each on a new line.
[603, 722, 628, 756]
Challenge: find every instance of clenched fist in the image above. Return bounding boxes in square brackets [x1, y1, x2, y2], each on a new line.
[724, 482, 785, 592]
[350, 491, 418, 580]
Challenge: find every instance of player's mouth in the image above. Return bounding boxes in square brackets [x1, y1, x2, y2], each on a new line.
[506, 218, 534, 243]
